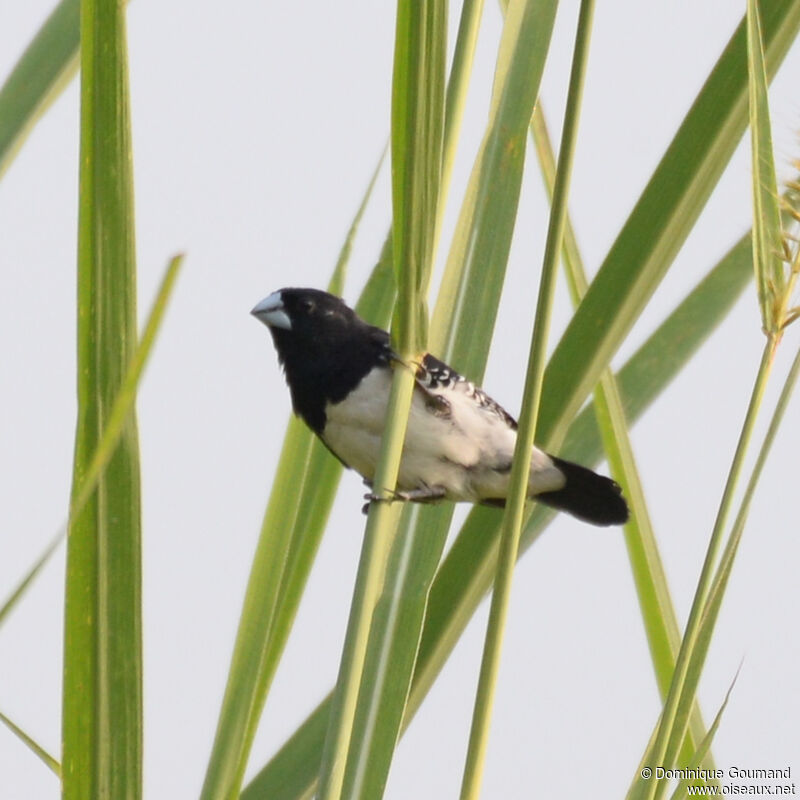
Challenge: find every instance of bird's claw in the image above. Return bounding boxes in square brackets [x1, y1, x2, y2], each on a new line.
[361, 483, 447, 513]
[361, 489, 398, 515]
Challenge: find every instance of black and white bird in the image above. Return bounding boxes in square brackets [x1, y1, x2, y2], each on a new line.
[252, 287, 628, 526]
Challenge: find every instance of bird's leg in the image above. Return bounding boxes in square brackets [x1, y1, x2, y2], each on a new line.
[362, 482, 447, 514]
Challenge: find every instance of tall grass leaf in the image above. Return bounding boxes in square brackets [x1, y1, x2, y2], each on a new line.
[437, 0, 486, 235]
[0, 0, 79, 178]
[387, 0, 445, 351]
[315, 373, 413, 800]
[339, 504, 448, 799]
[62, 0, 141, 797]
[0, 710, 61, 777]
[242, 224, 761, 800]
[316, 3, 445, 797]
[748, 0, 785, 333]
[430, 0, 558, 377]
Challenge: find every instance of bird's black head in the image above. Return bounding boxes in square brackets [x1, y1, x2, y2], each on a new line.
[251, 287, 390, 433]
[251, 288, 357, 355]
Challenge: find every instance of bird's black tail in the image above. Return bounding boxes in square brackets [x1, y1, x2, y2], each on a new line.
[536, 456, 629, 527]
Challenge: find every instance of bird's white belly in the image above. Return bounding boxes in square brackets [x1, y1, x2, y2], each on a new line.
[321, 369, 471, 497]
[321, 367, 564, 501]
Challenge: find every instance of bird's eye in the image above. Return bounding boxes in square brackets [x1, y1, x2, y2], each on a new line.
[299, 298, 315, 313]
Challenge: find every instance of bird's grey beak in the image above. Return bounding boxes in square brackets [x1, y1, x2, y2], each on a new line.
[251, 291, 292, 330]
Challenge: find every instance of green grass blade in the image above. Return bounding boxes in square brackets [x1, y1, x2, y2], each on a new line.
[316, 371, 415, 800]
[387, 0, 445, 352]
[339, 503, 449, 800]
[316, 3, 445, 797]
[531, 106, 713, 769]
[364, 0, 485, 427]
[0, 710, 61, 777]
[242, 224, 761, 800]
[437, 0, 485, 233]
[0, 0, 79, 177]
[748, 0, 785, 332]
[536, 1, 800, 449]
[430, 0, 557, 377]
[460, 2, 587, 796]
[62, 0, 141, 796]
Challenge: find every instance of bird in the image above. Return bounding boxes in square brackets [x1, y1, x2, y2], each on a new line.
[251, 287, 629, 526]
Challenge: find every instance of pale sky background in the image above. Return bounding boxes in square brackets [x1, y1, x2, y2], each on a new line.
[1, 1, 799, 798]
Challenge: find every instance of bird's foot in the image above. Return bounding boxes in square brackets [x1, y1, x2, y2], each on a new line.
[362, 483, 447, 514]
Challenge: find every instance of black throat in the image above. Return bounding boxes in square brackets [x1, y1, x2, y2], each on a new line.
[269, 321, 391, 435]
